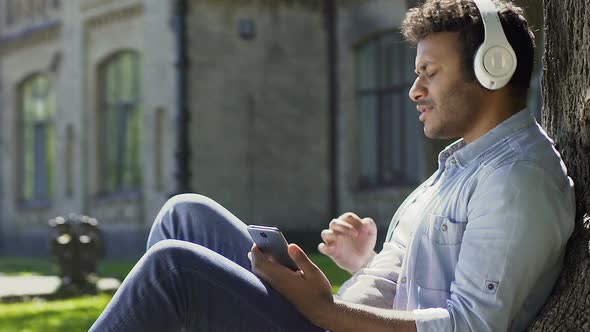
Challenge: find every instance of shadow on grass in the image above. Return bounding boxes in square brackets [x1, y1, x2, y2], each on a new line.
[0, 257, 58, 276]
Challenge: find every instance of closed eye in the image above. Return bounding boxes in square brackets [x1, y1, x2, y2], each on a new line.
[414, 68, 436, 78]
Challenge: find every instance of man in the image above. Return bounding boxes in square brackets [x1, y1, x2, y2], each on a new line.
[91, 1, 575, 331]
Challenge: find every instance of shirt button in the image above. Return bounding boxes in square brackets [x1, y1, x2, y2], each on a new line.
[401, 277, 407, 284]
[441, 224, 448, 232]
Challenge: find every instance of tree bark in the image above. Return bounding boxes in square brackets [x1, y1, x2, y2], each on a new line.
[528, 1, 590, 331]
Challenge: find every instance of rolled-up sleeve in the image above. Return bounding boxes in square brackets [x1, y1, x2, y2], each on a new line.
[414, 161, 574, 331]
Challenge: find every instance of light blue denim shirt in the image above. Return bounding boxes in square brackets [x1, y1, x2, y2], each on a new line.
[339, 109, 575, 331]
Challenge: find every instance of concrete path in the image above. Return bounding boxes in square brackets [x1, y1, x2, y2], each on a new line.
[0, 275, 120, 300]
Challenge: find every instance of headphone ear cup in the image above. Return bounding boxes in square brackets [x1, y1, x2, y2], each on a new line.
[483, 46, 516, 77]
[474, 44, 517, 90]
[473, 45, 489, 87]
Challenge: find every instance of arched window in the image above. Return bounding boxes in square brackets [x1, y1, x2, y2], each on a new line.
[18, 74, 56, 205]
[98, 51, 142, 195]
[356, 31, 421, 188]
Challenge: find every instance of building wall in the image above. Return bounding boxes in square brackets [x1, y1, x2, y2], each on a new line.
[83, 3, 146, 226]
[0, 22, 62, 255]
[185, 0, 331, 230]
[0, 0, 437, 257]
[0, 0, 176, 257]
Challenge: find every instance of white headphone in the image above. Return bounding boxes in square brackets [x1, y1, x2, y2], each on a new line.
[472, 0, 517, 90]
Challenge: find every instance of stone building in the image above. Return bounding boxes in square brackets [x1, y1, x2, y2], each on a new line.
[0, 0, 445, 258]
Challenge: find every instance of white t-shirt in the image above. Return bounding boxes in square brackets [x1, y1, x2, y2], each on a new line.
[336, 180, 441, 308]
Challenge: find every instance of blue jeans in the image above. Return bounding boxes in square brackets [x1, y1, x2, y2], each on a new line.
[90, 194, 325, 332]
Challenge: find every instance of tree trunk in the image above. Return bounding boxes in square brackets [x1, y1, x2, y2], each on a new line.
[528, 1, 590, 331]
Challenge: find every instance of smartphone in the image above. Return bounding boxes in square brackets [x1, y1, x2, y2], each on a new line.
[247, 225, 299, 271]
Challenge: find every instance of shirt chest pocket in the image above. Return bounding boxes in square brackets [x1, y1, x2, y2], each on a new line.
[414, 215, 467, 292]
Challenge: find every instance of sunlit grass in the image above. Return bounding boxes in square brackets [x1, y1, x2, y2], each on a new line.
[0, 257, 133, 332]
[310, 254, 350, 293]
[0, 254, 349, 331]
[0, 295, 111, 332]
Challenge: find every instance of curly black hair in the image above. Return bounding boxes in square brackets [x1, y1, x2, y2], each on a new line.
[401, 0, 535, 97]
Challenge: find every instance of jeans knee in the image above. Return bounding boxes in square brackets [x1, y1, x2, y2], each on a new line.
[167, 193, 217, 211]
[153, 193, 222, 228]
[165, 194, 220, 217]
[146, 239, 200, 266]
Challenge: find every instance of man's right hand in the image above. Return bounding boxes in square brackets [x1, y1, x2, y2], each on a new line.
[318, 212, 377, 274]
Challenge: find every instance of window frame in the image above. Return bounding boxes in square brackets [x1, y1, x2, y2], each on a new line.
[95, 51, 143, 199]
[16, 73, 56, 209]
[355, 31, 420, 189]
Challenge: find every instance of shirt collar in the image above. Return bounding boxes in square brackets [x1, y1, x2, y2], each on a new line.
[438, 108, 537, 168]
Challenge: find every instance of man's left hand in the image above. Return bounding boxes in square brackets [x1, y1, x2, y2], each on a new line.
[250, 243, 334, 327]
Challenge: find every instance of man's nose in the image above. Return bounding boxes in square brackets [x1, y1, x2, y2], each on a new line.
[409, 78, 426, 102]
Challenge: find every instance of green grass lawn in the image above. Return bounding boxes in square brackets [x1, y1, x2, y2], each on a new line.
[0, 295, 112, 332]
[0, 254, 349, 332]
[0, 257, 58, 276]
